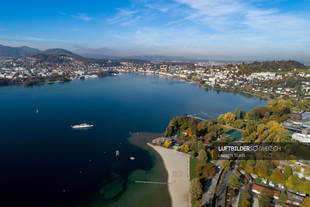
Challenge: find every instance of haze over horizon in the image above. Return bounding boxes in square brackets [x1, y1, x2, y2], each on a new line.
[1, 0, 310, 62]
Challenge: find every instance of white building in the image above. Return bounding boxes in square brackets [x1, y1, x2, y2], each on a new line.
[292, 133, 310, 143]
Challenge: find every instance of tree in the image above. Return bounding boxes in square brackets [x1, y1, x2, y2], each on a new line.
[218, 114, 226, 125]
[283, 166, 293, 180]
[190, 178, 203, 200]
[239, 110, 246, 119]
[301, 197, 310, 207]
[190, 141, 204, 154]
[210, 149, 219, 160]
[239, 192, 252, 207]
[180, 144, 190, 152]
[286, 174, 301, 190]
[221, 160, 230, 170]
[223, 112, 236, 125]
[270, 169, 285, 184]
[230, 173, 240, 189]
[279, 191, 288, 203]
[186, 127, 197, 138]
[234, 107, 239, 120]
[163, 140, 171, 148]
[299, 181, 310, 194]
[240, 200, 251, 207]
[244, 160, 256, 174]
[198, 149, 207, 165]
[195, 164, 204, 177]
[202, 163, 216, 179]
[232, 119, 245, 129]
[258, 188, 273, 207]
[256, 163, 269, 178]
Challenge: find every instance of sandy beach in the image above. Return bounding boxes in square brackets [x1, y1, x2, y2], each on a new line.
[148, 144, 190, 207]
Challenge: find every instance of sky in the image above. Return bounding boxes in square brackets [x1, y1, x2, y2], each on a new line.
[0, 0, 310, 61]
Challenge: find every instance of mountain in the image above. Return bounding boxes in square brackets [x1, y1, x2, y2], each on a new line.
[41, 48, 78, 57]
[0, 45, 41, 57]
[33, 48, 85, 62]
[0, 45, 83, 59]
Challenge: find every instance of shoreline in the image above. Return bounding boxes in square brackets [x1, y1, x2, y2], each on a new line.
[147, 143, 191, 207]
[91, 132, 171, 207]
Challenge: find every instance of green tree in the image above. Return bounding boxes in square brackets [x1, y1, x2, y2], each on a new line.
[190, 178, 203, 200]
[258, 188, 273, 207]
[198, 149, 207, 165]
[218, 114, 226, 125]
[238, 192, 252, 207]
[221, 160, 230, 171]
[279, 191, 288, 203]
[256, 162, 269, 178]
[286, 174, 301, 190]
[234, 107, 239, 120]
[301, 197, 310, 207]
[239, 110, 246, 119]
[230, 173, 240, 189]
[240, 200, 251, 207]
[299, 181, 310, 194]
[283, 166, 293, 180]
[270, 169, 285, 184]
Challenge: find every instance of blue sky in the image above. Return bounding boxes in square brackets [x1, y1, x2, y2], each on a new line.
[0, 0, 310, 61]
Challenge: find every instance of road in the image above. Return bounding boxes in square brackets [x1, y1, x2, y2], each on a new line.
[217, 161, 236, 207]
[202, 160, 223, 207]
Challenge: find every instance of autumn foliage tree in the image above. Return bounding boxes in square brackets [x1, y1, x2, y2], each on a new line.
[163, 140, 171, 148]
[202, 163, 216, 179]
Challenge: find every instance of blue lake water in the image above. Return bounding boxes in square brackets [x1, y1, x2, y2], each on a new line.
[0, 73, 266, 207]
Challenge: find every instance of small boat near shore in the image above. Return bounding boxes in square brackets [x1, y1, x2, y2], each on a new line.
[71, 123, 94, 129]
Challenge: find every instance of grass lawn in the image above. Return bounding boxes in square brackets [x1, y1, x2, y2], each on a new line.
[190, 157, 199, 180]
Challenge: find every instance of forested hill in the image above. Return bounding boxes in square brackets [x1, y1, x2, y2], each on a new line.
[0, 45, 40, 57]
[239, 60, 307, 74]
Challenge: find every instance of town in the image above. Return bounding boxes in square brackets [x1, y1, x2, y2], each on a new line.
[1, 54, 309, 101]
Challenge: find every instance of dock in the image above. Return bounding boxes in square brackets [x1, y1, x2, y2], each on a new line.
[134, 180, 168, 185]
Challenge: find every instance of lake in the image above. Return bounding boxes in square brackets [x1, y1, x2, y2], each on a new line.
[0, 73, 266, 207]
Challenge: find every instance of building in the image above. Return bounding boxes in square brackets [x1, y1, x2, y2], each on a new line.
[303, 112, 310, 121]
[251, 184, 281, 200]
[290, 112, 302, 121]
[292, 132, 310, 143]
[287, 191, 305, 206]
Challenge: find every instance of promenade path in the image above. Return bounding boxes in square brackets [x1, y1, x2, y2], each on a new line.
[202, 160, 223, 207]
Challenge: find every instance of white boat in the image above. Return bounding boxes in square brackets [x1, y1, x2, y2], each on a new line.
[71, 123, 94, 129]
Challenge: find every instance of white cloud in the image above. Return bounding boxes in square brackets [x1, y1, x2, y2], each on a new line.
[60, 12, 93, 21]
[0, 35, 67, 43]
[173, 0, 304, 29]
[107, 9, 141, 26]
[72, 13, 93, 21]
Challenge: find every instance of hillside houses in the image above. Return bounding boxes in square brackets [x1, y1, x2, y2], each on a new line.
[1, 57, 310, 100]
